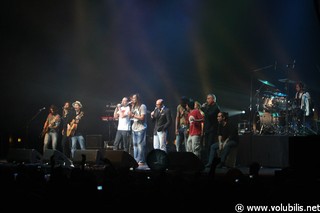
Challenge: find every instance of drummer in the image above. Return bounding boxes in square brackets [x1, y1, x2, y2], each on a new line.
[293, 82, 313, 131]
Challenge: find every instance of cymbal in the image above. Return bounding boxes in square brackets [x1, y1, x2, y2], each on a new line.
[258, 79, 275, 87]
[273, 92, 287, 97]
[263, 90, 287, 97]
[278, 78, 296, 84]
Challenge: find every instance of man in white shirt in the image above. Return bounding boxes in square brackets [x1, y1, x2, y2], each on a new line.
[113, 97, 131, 152]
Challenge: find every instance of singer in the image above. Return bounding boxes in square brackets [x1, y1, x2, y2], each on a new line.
[175, 96, 189, 152]
[185, 99, 204, 158]
[41, 104, 61, 154]
[200, 94, 221, 164]
[130, 93, 148, 166]
[70, 101, 86, 158]
[113, 97, 131, 152]
[150, 99, 172, 153]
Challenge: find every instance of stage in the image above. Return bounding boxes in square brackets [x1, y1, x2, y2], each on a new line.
[1, 136, 320, 208]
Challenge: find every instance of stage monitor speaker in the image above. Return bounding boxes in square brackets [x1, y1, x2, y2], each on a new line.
[6, 149, 42, 164]
[167, 152, 204, 172]
[73, 149, 102, 166]
[43, 149, 73, 167]
[146, 149, 168, 171]
[102, 150, 138, 170]
[86, 134, 103, 149]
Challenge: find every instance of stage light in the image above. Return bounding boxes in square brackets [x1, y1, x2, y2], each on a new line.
[222, 108, 247, 117]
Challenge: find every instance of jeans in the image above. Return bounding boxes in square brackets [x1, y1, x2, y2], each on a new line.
[113, 130, 130, 152]
[175, 126, 188, 152]
[43, 131, 58, 154]
[71, 135, 86, 158]
[207, 140, 237, 166]
[132, 129, 147, 164]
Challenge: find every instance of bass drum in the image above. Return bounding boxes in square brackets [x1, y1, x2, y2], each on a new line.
[271, 112, 286, 127]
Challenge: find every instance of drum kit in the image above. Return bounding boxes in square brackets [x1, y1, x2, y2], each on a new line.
[252, 78, 300, 135]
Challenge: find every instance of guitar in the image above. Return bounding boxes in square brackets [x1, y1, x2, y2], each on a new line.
[66, 111, 84, 137]
[40, 115, 59, 138]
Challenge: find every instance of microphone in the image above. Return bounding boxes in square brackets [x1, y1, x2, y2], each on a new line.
[152, 107, 158, 114]
[127, 101, 132, 105]
[274, 60, 277, 71]
[39, 107, 46, 111]
[202, 102, 207, 108]
[292, 59, 295, 69]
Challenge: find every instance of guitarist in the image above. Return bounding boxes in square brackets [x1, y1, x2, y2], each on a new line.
[42, 105, 61, 154]
[69, 101, 86, 158]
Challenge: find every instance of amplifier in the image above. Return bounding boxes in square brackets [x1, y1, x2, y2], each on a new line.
[86, 134, 103, 149]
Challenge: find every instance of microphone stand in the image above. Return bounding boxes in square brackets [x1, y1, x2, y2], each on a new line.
[282, 59, 295, 135]
[26, 109, 45, 149]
